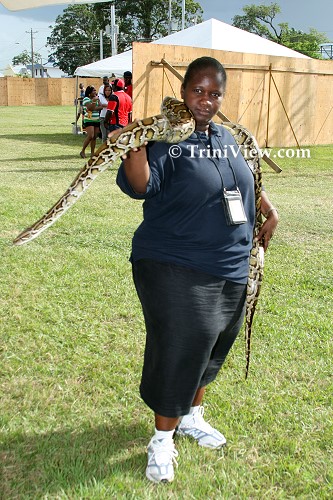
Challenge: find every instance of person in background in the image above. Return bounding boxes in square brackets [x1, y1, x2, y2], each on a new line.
[76, 82, 85, 124]
[80, 86, 103, 158]
[104, 78, 132, 132]
[123, 71, 132, 99]
[98, 83, 113, 142]
[116, 56, 278, 484]
[98, 76, 109, 95]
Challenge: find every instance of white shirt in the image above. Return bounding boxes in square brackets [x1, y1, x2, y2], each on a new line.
[98, 92, 110, 118]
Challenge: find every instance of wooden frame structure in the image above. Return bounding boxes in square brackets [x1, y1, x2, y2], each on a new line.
[132, 42, 333, 147]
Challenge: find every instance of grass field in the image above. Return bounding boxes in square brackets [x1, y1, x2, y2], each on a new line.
[0, 105, 332, 499]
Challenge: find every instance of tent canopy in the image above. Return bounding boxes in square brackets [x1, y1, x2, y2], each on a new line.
[75, 18, 309, 77]
[153, 18, 309, 59]
[75, 51, 132, 78]
[0, 0, 109, 10]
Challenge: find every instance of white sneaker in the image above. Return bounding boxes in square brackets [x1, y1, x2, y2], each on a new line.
[146, 437, 179, 483]
[177, 406, 226, 449]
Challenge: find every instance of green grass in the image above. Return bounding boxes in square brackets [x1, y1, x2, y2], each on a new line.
[0, 106, 332, 499]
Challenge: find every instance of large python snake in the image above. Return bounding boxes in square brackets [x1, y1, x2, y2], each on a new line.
[13, 97, 195, 246]
[13, 97, 264, 378]
[223, 122, 264, 379]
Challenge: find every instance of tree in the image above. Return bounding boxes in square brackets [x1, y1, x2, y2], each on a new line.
[47, 5, 102, 75]
[47, 0, 203, 75]
[232, 2, 329, 58]
[93, 0, 203, 51]
[280, 27, 329, 58]
[12, 49, 42, 66]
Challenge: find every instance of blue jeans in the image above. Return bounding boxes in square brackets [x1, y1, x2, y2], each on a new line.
[109, 124, 123, 132]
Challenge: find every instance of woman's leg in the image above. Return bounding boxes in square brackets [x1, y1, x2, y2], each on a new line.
[154, 386, 205, 430]
[155, 414, 179, 431]
[191, 386, 206, 406]
[80, 125, 94, 157]
[100, 119, 108, 142]
[90, 127, 99, 157]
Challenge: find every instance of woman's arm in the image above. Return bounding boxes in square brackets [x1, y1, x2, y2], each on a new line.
[255, 190, 279, 251]
[98, 94, 109, 108]
[85, 97, 103, 112]
[121, 145, 150, 194]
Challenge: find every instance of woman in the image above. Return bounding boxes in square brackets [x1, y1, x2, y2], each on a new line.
[80, 86, 103, 159]
[76, 82, 85, 124]
[116, 57, 279, 483]
[98, 83, 113, 142]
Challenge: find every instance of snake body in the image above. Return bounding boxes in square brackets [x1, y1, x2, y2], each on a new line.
[13, 97, 195, 246]
[13, 97, 264, 377]
[223, 122, 264, 378]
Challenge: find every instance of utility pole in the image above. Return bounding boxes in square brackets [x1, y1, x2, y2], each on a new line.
[182, 0, 185, 30]
[168, 0, 172, 35]
[100, 29, 104, 60]
[26, 28, 38, 78]
[110, 3, 118, 56]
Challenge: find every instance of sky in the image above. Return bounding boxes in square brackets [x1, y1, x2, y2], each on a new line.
[0, 0, 332, 68]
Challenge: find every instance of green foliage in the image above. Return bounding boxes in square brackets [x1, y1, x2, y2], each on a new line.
[0, 105, 332, 497]
[12, 49, 42, 66]
[47, 5, 103, 75]
[47, 1, 203, 75]
[280, 27, 330, 58]
[96, 0, 204, 52]
[233, 2, 282, 40]
[232, 2, 329, 58]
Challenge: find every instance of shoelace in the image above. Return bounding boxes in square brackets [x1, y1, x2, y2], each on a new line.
[148, 439, 179, 467]
[187, 406, 214, 433]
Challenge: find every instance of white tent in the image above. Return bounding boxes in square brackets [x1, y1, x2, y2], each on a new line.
[75, 51, 132, 78]
[153, 18, 309, 58]
[75, 18, 309, 77]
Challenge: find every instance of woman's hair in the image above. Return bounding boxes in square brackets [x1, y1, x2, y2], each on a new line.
[183, 57, 227, 89]
[85, 85, 95, 97]
[103, 84, 112, 96]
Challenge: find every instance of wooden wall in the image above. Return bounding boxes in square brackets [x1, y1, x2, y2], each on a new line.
[0, 77, 101, 106]
[1, 43, 332, 146]
[132, 42, 333, 147]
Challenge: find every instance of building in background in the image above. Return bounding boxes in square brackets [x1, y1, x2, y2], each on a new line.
[320, 43, 333, 59]
[0, 62, 68, 78]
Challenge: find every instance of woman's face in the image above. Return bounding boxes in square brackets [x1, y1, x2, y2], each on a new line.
[181, 67, 225, 131]
[104, 86, 112, 95]
[90, 88, 97, 98]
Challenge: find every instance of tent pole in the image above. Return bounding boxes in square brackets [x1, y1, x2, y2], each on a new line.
[74, 75, 79, 134]
[270, 72, 301, 149]
[265, 64, 272, 148]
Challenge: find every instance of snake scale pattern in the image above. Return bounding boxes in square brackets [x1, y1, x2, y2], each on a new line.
[13, 97, 264, 378]
[223, 122, 264, 379]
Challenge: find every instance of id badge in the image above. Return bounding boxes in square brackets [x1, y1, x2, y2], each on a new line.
[223, 188, 247, 225]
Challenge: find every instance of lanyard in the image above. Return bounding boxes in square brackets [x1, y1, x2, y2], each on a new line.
[195, 132, 239, 191]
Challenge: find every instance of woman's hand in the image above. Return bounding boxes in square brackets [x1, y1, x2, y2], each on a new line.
[255, 209, 279, 251]
[107, 126, 149, 194]
[121, 141, 148, 161]
[256, 191, 279, 251]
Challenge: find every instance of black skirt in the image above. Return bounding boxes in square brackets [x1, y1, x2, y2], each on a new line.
[132, 259, 247, 418]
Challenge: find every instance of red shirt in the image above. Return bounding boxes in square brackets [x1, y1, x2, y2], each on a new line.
[106, 91, 132, 126]
[125, 84, 132, 99]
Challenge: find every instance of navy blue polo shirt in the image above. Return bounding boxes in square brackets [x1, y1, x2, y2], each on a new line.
[116, 121, 255, 283]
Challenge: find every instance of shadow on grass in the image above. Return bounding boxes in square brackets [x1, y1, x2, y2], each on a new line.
[4, 158, 82, 166]
[0, 133, 82, 146]
[0, 422, 149, 497]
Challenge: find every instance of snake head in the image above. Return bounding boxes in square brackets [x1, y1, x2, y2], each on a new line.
[161, 97, 194, 124]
